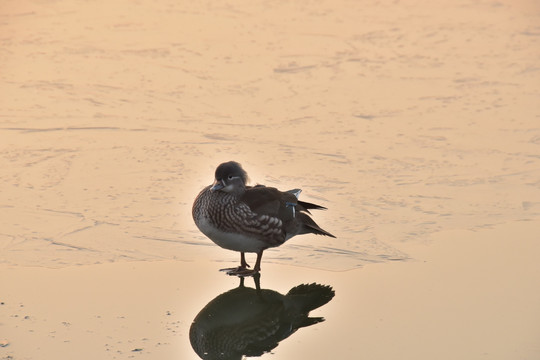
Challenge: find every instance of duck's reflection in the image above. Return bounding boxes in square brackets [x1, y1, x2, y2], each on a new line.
[190, 274, 335, 360]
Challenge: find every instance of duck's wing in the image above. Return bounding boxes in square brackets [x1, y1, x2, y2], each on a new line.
[242, 186, 336, 239]
[241, 186, 297, 221]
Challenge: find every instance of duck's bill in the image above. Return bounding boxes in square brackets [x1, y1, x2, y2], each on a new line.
[210, 179, 225, 192]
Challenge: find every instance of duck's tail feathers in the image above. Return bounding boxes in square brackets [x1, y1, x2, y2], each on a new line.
[297, 213, 336, 238]
[294, 200, 327, 216]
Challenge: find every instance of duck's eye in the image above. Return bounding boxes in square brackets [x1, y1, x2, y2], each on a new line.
[228, 175, 234, 180]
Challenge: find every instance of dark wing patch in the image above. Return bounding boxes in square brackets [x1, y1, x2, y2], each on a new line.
[235, 202, 286, 245]
[241, 186, 297, 221]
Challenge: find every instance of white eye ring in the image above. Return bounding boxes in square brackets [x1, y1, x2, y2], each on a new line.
[228, 175, 234, 180]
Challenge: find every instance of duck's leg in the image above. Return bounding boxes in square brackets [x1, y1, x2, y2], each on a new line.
[253, 250, 263, 272]
[220, 252, 250, 273]
[240, 252, 250, 268]
[226, 251, 263, 277]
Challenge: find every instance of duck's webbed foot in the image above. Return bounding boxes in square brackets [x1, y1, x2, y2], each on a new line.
[219, 264, 249, 273]
[219, 251, 262, 277]
[223, 267, 259, 277]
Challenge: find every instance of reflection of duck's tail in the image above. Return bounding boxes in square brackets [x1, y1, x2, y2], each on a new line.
[296, 315, 325, 329]
[286, 283, 335, 314]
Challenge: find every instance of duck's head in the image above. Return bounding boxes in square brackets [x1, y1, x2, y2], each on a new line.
[211, 161, 248, 193]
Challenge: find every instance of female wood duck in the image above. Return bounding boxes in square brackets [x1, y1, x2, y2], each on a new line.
[192, 161, 335, 275]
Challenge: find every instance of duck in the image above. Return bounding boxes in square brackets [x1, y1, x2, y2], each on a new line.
[192, 161, 335, 275]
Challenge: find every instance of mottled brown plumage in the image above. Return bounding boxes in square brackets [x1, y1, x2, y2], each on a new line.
[192, 161, 335, 275]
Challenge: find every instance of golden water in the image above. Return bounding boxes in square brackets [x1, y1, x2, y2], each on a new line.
[1, 0, 539, 359]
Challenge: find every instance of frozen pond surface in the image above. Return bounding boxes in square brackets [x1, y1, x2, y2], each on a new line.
[1, 0, 539, 359]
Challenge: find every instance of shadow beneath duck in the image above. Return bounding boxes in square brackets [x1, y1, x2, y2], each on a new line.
[190, 274, 335, 360]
